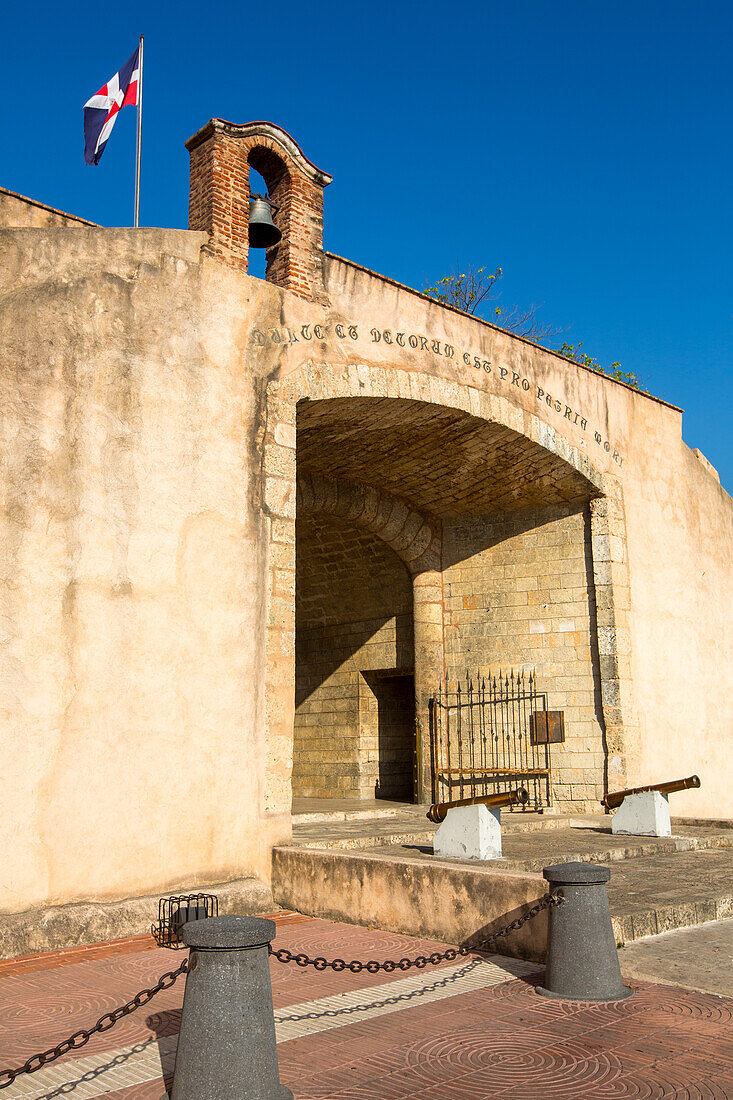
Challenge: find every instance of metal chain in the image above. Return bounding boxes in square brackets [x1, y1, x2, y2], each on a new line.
[0, 891, 562, 1089]
[269, 890, 563, 974]
[0, 959, 189, 1090]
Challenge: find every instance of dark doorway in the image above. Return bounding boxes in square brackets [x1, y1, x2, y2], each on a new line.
[363, 671, 416, 802]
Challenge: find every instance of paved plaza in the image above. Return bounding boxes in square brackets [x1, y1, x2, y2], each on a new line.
[2, 913, 733, 1099]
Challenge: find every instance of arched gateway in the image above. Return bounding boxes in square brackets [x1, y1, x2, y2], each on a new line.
[261, 364, 637, 820]
[1, 118, 729, 955]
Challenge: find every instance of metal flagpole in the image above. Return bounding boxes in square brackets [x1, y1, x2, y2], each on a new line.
[134, 34, 144, 227]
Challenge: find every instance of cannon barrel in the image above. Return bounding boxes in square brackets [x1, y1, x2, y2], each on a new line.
[602, 775, 700, 811]
[427, 787, 529, 824]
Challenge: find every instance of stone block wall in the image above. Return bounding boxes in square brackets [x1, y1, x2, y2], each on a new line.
[442, 503, 605, 810]
[294, 515, 414, 799]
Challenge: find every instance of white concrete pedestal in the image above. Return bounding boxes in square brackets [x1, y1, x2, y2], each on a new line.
[433, 804, 502, 860]
[611, 790, 671, 836]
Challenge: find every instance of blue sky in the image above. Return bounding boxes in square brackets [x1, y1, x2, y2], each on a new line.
[3, 1, 731, 490]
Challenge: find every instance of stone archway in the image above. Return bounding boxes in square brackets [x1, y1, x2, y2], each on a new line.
[297, 473, 440, 574]
[261, 363, 639, 817]
[295, 473, 442, 802]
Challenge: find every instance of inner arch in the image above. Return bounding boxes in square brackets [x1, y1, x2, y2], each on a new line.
[297, 396, 599, 517]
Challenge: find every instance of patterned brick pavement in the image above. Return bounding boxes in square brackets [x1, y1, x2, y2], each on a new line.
[1, 913, 732, 1098]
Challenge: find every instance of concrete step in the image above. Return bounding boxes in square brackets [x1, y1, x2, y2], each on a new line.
[289, 809, 607, 849]
[272, 825, 733, 961]
[291, 813, 732, 862]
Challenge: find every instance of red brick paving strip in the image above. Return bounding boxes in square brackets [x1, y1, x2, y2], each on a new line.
[2, 917, 733, 1098]
[0, 911, 310, 978]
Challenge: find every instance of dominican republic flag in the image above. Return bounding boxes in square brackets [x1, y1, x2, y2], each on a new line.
[83, 46, 139, 165]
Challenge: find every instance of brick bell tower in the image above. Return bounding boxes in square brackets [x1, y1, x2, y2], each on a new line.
[185, 119, 332, 302]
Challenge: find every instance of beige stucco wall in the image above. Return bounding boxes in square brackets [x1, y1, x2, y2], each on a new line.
[0, 228, 288, 915]
[1, 223, 731, 923]
[623, 439, 733, 816]
[0, 187, 97, 229]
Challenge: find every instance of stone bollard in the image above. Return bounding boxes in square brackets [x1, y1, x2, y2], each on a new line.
[169, 915, 293, 1100]
[536, 861, 632, 1002]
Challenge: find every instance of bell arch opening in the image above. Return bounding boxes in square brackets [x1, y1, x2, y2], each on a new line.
[246, 146, 290, 288]
[246, 165, 270, 279]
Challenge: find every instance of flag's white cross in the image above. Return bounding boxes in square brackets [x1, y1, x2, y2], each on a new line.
[84, 67, 139, 156]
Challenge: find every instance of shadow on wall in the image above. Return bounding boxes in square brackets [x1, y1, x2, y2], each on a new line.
[295, 514, 414, 709]
[362, 670, 416, 801]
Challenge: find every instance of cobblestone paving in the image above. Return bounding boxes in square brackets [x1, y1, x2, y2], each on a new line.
[2, 915, 733, 1098]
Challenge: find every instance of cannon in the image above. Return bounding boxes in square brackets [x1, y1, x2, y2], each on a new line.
[428, 789, 529, 860]
[427, 787, 530, 824]
[602, 775, 700, 811]
[602, 775, 701, 836]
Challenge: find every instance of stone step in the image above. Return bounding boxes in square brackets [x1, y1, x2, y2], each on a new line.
[292, 800, 611, 833]
[291, 815, 732, 863]
[292, 807, 405, 826]
[289, 810, 606, 848]
[272, 826, 733, 960]
[289, 821, 437, 850]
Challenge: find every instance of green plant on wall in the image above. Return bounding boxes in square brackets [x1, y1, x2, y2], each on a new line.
[556, 343, 644, 391]
[423, 264, 559, 342]
[423, 263, 644, 390]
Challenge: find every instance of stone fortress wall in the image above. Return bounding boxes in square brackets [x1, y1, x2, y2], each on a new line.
[0, 186, 97, 229]
[0, 119, 730, 941]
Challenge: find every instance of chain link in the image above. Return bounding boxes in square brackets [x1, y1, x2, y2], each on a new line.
[0, 959, 189, 1090]
[0, 891, 562, 1089]
[269, 890, 563, 974]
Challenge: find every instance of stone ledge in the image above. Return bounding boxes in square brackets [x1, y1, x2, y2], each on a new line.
[272, 845, 549, 962]
[0, 877, 273, 961]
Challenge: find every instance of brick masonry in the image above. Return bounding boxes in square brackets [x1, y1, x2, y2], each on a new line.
[185, 119, 331, 301]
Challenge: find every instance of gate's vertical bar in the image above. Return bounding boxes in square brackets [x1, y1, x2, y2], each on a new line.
[490, 671, 499, 787]
[503, 671, 511, 796]
[479, 673, 487, 799]
[516, 670, 523, 800]
[528, 670, 537, 809]
[457, 680, 464, 799]
[511, 669, 519, 799]
[468, 674, 475, 796]
[443, 681, 450, 803]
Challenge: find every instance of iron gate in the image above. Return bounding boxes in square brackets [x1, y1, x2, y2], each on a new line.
[430, 670, 553, 811]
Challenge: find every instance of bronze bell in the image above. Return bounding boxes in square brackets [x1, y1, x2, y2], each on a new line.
[248, 193, 282, 249]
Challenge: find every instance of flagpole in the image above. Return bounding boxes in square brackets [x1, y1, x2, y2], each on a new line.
[133, 34, 144, 227]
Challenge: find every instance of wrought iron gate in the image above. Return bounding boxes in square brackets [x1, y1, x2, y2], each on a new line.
[430, 670, 553, 811]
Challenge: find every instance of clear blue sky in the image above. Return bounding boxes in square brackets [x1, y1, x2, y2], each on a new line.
[3, 1, 731, 491]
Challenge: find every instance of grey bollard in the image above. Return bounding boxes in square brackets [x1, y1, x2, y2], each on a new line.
[169, 915, 293, 1100]
[536, 861, 632, 1002]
